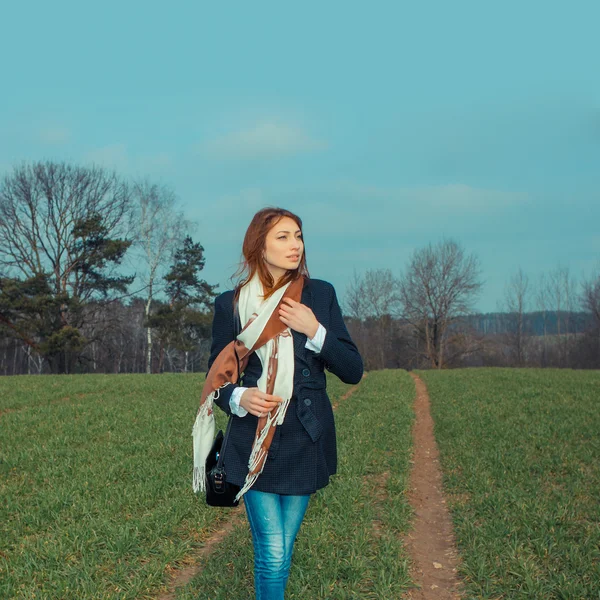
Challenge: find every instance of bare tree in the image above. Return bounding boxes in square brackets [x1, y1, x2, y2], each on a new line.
[348, 269, 399, 369]
[499, 267, 531, 366]
[398, 238, 483, 368]
[343, 269, 398, 369]
[0, 161, 134, 372]
[344, 268, 369, 322]
[581, 269, 600, 324]
[534, 272, 551, 367]
[128, 179, 194, 374]
[580, 265, 600, 367]
[343, 268, 369, 364]
[362, 269, 399, 318]
[548, 265, 578, 366]
[365, 269, 400, 369]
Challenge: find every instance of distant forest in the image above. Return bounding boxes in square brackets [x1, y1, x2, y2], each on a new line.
[1, 161, 599, 375]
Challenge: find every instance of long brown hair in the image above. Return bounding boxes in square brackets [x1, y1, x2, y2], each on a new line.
[231, 207, 310, 306]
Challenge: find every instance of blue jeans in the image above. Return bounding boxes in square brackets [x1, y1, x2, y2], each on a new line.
[243, 489, 311, 600]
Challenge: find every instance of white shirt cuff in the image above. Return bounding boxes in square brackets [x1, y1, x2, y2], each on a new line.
[305, 323, 326, 353]
[229, 386, 249, 416]
[231, 324, 325, 415]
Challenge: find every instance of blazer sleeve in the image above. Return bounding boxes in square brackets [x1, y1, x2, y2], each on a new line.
[206, 292, 241, 417]
[316, 283, 364, 384]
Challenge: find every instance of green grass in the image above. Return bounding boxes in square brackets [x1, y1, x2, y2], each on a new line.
[177, 369, 416, 599]
[2, 372, 411, 599]
[1, 373, 226, 599]
[416, 367, 600, 600]
[11, 367, 594, 599]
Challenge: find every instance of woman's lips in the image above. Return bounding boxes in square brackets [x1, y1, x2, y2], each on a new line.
[288, 255, 300, 261]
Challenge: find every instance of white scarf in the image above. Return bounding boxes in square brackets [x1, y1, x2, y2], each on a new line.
[192, 272, 296, 501]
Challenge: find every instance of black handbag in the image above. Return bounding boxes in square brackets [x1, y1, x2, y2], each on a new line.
[205, 300, 242, 507]
[205, 416, 240, 507]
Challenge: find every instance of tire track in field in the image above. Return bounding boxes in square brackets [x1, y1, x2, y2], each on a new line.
[332, 371, 367, 409]
[403, 372, 465, 599]
[155, 375, 366, 600]
[156, 511, 245, 600]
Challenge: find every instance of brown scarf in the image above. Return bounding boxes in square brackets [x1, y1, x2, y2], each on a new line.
[194, 275, 304, 499]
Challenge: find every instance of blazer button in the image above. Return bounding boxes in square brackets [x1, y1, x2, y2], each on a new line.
[303, 398, 311, 406]
[302, 368, 310, 377]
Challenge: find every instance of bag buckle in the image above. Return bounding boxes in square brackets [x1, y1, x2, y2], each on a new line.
[213, 468, 225, 493]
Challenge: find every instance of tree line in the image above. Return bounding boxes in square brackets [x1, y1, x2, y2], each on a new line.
[344, 261, 599, 371]
[0, 161, 215, 375]
[1, 160, 598, 375]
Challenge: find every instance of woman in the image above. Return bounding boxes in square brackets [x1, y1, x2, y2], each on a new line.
[204, 207, 363, 599]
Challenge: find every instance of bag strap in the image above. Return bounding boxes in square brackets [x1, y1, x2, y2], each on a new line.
[233, 296, 241, 338]
[216, 414, 234, 469]
[215, 295, 242, 469]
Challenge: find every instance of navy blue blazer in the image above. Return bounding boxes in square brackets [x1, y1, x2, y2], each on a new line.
[206, 277, 364, 495]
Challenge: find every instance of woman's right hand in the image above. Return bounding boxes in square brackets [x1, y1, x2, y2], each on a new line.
[240, 387, 283, 417]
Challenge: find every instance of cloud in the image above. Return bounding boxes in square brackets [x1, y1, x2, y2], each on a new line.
[377, 182, 527, 212]
[293, 181, 530, 240]
[215, 187, 267, 211]
[83, 144, 172, 174]
[144, 152, 172, 169]
[197, 188, 269, 244]
[39, 126, 71, 144]
[191, 181, 529, 257]
[329, 180, 527, 212]
[198, 120, 326, 160]
[84, 143, 128, 169]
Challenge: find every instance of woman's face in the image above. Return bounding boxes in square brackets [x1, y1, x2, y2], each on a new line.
[263, 216, 304, 279]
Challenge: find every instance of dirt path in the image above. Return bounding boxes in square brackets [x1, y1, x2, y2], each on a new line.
[403, 372, 464, 599]
[156, 511, 245, 600]
[156, 376, 366, 600]
[332, 371, 367, 409]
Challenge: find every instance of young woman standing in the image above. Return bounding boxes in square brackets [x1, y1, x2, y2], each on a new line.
[201, 207, 363, 599]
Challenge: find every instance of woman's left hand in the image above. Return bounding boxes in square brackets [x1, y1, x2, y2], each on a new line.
[278, 298, 320, 339]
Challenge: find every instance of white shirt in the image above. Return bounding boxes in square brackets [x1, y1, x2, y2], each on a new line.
[229, 323, 327, 417]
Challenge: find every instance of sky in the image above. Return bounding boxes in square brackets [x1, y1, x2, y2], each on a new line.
[1, 0, 598, 313]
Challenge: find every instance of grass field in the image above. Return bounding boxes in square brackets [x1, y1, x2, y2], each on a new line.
[0, 371, 416, 599]
[177, 370, 416, 599]
[2, 368, 599, 599]
[417, 367, 600, 600]
[1, 373, 230, 599]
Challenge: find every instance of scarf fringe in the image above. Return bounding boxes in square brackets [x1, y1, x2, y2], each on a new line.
[235, 472, 259, 503]
[275, 396, 290, 425]
[232, 394, 292, 502]
[192, 403, 211, 494]
[192, 465, 206, 494]
[191, 384, 231, 494]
